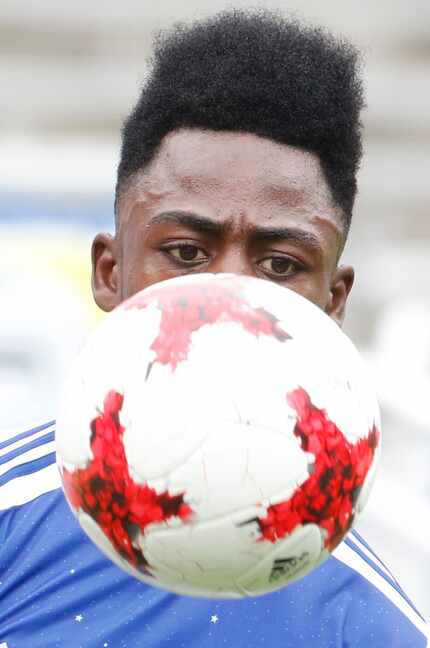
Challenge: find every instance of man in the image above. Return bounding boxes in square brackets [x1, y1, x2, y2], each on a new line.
[0, 9, 427, 647]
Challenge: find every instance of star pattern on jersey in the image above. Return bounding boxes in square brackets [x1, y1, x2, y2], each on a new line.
[74, 614, 83, 622]
[210, 614, 219, 624]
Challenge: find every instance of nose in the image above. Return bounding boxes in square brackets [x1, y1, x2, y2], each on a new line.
[209, 247, 253, 278]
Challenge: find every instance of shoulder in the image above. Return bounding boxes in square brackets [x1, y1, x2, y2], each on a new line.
[0, 419, 60, 511]
[329, 529, 428, 646]
[266, 531, 429, 646]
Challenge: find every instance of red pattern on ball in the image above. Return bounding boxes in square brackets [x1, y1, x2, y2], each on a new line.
[124, 281, 290, 370]
[258, 387, 379, 550]
[61, 390, 192, 572]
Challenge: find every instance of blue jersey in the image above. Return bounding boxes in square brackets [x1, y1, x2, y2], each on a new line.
[0, 421, 427, 648]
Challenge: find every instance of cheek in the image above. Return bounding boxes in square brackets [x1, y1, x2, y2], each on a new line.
[285, 274, 331, 311]
[117, 229, 154, 299]
[120, 249, 180, 300]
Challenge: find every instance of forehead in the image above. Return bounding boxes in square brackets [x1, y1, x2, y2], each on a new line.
[164, 129, 320, 186]
[148, 130, 330, 197]
[118, 129, 344, 240]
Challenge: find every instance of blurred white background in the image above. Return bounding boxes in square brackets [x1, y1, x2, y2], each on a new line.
[1, 0, 429, 618]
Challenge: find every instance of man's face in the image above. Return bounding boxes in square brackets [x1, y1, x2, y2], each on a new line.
[92, 129, 353, 325]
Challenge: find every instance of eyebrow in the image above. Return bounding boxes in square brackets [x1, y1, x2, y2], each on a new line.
[148, 211, 223, 234]
[148, 210, 323, 252]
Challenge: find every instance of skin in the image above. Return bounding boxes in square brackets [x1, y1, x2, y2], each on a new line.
[92, 129, 354, 325]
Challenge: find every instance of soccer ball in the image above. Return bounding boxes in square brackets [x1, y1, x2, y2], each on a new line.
[56, 273, 380, 599]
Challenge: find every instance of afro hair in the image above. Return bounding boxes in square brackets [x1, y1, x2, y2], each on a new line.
[116, 9, 365, 230]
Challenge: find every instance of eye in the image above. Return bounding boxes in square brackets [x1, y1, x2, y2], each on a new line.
[258, 256, 301, 278]
[162, 243, 208, 264]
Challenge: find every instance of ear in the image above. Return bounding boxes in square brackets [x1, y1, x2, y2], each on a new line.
[91, 233, 121, 312]
[325, 265, 354, 327]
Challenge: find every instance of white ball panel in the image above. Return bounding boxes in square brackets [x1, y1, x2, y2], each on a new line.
[142, 508, 270, 593]
[56, 307, 160, 466]
[166, 421, 309, 520]
[236, 523, 324, 596]
[123, 359, 241, 482]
